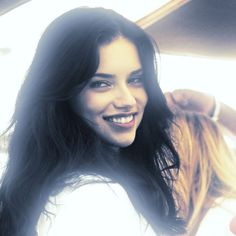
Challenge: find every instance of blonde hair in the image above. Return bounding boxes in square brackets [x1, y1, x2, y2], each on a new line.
[172, 112, 236, 235]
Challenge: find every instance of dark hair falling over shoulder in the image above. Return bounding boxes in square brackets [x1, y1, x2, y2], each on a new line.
[0, 7, 185, 235]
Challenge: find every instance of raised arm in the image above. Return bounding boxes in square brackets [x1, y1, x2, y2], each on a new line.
[165, 89, 236, 135]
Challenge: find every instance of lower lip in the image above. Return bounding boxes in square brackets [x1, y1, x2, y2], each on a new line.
[106, 116, 136, 129]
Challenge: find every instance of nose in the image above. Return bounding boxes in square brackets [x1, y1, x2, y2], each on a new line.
[113, 86, 136, 110]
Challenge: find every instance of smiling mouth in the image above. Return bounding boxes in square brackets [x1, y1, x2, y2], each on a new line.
[103, 113, 137, 124]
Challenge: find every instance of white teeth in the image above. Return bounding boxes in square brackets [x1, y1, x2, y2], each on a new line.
[108, 115, 134, 124]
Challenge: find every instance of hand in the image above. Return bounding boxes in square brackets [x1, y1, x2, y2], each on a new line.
[165, 89, 236, 135]
[165, 89, 215, 116]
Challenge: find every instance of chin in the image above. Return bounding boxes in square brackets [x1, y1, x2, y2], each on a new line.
[102, 133, 136, 148]
[115, 138, 135, 148]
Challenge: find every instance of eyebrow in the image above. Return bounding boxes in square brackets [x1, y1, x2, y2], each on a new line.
[93, 73, 114, 79]
[93, 68, 143, 79]
[130, 69, 143, 76]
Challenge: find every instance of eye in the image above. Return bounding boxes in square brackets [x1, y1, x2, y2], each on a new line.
[128, 76, 144, 86]
[89, 80, 112, 89]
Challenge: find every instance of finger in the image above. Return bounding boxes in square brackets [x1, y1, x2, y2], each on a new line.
[164, 92, 182, 113]
[172, 89, 189, 107]
[164, 92, 176, 108]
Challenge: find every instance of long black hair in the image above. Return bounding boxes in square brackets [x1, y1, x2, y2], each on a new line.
[0, 7, 184, 235]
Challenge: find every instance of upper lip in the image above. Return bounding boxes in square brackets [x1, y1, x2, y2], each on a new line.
[103, 112, 138, 119]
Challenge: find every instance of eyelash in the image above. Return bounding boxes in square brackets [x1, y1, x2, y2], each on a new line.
[128, 76, 143, 85]
[89, 80, 112, 89]
[89, 76, 143, 89]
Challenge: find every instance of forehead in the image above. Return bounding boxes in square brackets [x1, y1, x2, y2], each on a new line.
[96, 37, 141, 74]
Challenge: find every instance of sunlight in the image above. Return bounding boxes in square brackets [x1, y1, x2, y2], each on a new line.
[160, 54, 236, 109]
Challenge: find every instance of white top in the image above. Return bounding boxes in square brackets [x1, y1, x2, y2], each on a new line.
[196, 198, 236, 236]
[37, 176, 157, 236]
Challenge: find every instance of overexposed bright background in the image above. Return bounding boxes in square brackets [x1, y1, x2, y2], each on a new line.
[159, 54, 236, 108]
[0, 0, 236, 133]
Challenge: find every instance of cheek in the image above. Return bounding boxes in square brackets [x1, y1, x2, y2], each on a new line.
[77, 92, 110, 118]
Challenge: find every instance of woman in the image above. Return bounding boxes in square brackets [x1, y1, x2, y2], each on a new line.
[0, 8, 184, 235]
[172, 111, 236, 235]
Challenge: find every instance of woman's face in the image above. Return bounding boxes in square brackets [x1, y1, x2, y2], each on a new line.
[72, 37, 148, 147]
